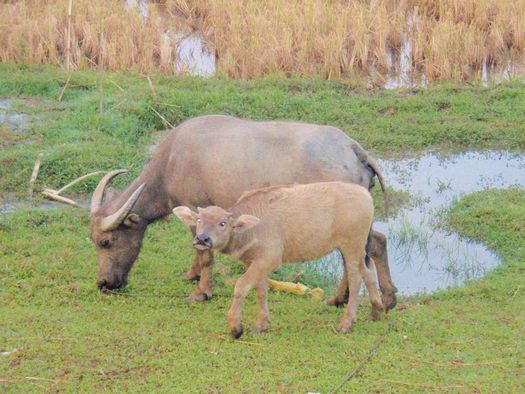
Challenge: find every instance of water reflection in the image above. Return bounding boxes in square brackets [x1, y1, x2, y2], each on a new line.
[317, 151, 525, 295]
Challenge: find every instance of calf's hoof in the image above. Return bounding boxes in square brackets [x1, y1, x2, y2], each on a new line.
[252, 325, 269, 334]
[230, 324, 244, 339]
[382, 291, 397, 312]
[325, 295, 347, 307]
[186, 291, 210, 302]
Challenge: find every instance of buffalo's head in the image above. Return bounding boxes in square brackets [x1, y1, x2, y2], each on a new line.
[90, 170, 147, 291]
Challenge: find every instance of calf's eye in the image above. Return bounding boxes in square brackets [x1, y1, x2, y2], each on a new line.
[219, 221, 226, 227]
[99, 239, 111, 248]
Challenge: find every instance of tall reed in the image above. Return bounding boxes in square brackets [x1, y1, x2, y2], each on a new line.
[1, 0, 524, 82]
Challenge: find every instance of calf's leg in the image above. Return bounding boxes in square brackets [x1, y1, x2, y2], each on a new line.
[186, 249, 215, 302]
[228, 259, 279, 338]
[185, 251, 202, 281]
[338, 251, 363, 333]
[184, 228, 201, 281]
[253, 277, 270, 333]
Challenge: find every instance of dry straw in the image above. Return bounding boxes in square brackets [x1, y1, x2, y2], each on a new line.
[1, 0, 524, 82]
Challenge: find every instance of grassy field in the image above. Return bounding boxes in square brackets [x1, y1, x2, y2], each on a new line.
[1, 188, 524, 392]
[1, 64, 524, 391]
[1, 64, 524, 200]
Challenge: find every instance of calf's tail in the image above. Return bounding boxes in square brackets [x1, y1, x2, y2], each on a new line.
[364, 226, 373, 269]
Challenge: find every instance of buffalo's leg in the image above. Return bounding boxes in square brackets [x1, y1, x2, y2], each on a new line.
[329, 231, 397, 310]
[184, 228, 201, 281]
[369, 230, 397, 311]
[360, 258, 384, 320]
[186, 249, 215, 302]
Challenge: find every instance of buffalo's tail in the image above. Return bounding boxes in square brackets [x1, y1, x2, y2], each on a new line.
[351, 141, 388, 215]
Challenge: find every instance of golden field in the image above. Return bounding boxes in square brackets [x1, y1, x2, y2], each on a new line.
[1, 0, 524, 82]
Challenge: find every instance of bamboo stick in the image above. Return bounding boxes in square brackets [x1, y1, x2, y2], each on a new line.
[65, 0, 73, 71]
[28, 153, 43, 198]
[98, 27, 104, 114]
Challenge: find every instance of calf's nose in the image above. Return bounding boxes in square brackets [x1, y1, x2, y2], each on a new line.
[195, 233, 212, 247]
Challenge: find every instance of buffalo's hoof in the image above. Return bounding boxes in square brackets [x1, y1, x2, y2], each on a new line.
[382, 292, 397, 312]
[231, 324, 244, 339]
[369, 303, 384, 321]
[325, 295, 347, 308]
[184, 271, 201, 282]
[337, 322, 353, 333]
[368, 311, 382, 321]
[186, 291, 210, 302]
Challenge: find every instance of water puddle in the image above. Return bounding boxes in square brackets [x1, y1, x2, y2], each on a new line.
[0, 200, 69, 214]
[317, 151, 525, 295]
[125, 0, 216, 77]
[384, 38, 524, 89]
[0, 99, 27, 129]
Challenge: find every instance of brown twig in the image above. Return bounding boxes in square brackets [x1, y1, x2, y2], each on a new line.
[58, 75, 71, 101]
[149, 106, 175, 129]
[378, 380, 463, 390]
[98, 28, 104, 114]
[56, 171, 105, 194]
[412, 357, 504, 368]
[109, 79, 124, 92]
[64, 84, 89, 89]
[155, 102, 181, 108]
[210, 333, 263, 346]
[65, 0, 73, 72]
[28, 153, 43, 198]
[42, 189, 82, 208]
[0, 376, 56, 384]
[147, 75, 157, 101]
[331, 318, 395, 393]
[41, 171, 106, 208]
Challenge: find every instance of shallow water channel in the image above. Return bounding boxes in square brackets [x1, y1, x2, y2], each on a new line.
[319, 150, 525, 295]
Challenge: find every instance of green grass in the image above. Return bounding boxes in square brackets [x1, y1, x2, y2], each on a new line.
[1, 188, 524, 392]
[1, 64, 524, 391]
[1, 63, 525, 199]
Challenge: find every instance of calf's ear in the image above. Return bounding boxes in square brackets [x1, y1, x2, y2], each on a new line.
[172, 206, 198, 227]
[232, 214, 260, 233]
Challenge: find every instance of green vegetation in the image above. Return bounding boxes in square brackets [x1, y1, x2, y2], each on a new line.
[1, 63, 525, 200]
[1, 186, 524, 392]
[1, 64, 524, 392]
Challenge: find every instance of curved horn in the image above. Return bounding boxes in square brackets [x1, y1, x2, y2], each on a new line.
[90, 169, 128, 214]
[99, 183, 146, 232]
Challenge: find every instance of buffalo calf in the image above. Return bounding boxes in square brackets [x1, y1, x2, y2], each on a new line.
[173, 181, 383, 338]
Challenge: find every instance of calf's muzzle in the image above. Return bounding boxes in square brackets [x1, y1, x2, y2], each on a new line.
[193, 233, 212, 249]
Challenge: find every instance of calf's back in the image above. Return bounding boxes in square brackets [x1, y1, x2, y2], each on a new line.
[232, 182, 374, 262]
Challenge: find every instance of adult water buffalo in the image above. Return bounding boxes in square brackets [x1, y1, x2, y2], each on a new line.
[90, 115, 398, 309]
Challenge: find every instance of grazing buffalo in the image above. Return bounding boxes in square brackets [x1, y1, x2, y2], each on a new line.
[173, 181, 382, 338]
[89, 115, 397, 309]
